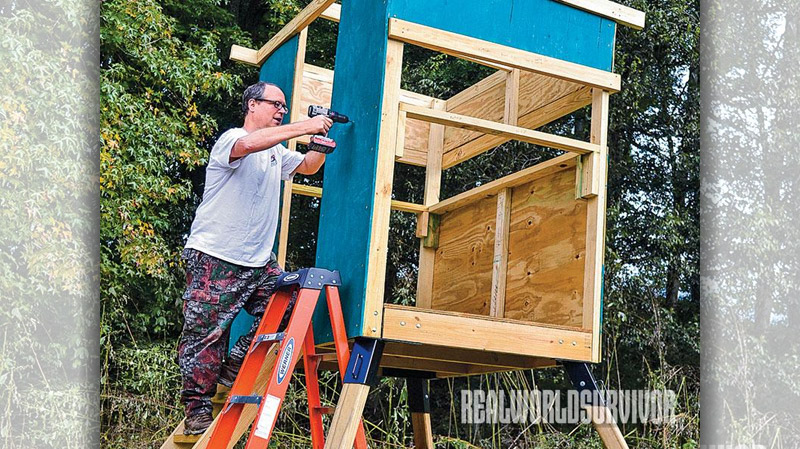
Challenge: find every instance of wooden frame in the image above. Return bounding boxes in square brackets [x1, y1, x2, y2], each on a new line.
[388, 18, 621, 91]
[382, 305, 593, 361]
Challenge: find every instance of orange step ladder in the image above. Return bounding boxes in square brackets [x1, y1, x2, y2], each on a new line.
[162, 268, 368, 449]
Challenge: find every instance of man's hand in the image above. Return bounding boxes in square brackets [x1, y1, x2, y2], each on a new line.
[304, 115, 333, 135]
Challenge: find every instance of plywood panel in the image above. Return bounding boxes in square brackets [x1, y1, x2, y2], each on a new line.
[430, 196, 496, 315]
[504, 167, 587, 327]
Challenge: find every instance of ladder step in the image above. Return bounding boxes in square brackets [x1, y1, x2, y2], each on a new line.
[172, 433, 201, 445]
[308, 352, 338, 362]
[314, 406, 336, 415]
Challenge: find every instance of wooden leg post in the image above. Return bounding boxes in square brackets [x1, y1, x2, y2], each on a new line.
[324, 338, 385, 449]
[562, 362, 628, 449]
[407, 378, 434, 449]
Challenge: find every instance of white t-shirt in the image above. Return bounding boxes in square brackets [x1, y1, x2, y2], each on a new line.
[185, 128, 305, 267]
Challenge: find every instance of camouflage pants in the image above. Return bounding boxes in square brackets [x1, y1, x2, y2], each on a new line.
[178, 248, 284, 417]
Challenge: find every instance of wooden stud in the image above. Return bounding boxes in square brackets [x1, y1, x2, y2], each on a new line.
[504, 69, 520, 126]
[490, 188, 511, 318]
[582, 88, 610, 363]
[388, 18, 621, 91]
[400, 102, 599, 155]
[578, 88, 609, 198]
[416, 99, 446, 309]
[277, 28, 308, 268]
[323, 383, 372, 449]
[363, 39, 404, 336]
[395, 109, 407, 159]
[430, 153, 578, 214]
[555, 0, 645, 30]
[415, 212, 429, 238]
[382, 305, 593, 360]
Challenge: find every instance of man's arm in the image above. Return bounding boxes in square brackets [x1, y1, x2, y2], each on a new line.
[230, 115, 332, 162]
[294, 150, 326, 175]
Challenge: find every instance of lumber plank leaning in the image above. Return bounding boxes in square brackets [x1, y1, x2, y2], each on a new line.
[388, 19, 621, 92]
[399, 103, 599, 155]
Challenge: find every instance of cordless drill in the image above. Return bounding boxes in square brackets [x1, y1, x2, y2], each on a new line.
[307, 105, 350, 154]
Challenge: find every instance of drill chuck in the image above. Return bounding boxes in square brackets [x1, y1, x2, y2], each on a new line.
[308, 105, 350, 123]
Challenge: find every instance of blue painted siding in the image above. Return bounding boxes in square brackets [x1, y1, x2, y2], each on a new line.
[313, 0, 392, 344]
[389, 0, 615, 71]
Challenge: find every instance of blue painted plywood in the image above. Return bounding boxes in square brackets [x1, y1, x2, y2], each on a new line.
[313, 0, 392, 344]
[389, 0, 616, 71]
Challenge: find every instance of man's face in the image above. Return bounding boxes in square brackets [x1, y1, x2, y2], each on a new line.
[249, 85, 287, 128]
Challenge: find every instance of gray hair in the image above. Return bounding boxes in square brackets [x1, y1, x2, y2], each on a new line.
[241, 81, 280, 115]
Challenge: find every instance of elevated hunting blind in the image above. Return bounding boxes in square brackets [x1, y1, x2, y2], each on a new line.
[231, 0, 644, 375]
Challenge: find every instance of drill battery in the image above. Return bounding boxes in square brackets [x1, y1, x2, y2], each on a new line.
[308, 135, 337, 154]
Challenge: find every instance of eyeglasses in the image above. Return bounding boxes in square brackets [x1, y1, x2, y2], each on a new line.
[254, 98, 288, 113]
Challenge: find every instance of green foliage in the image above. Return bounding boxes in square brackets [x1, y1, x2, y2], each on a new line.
[1, 0, 97, 446]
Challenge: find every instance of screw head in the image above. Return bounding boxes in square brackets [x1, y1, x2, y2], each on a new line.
[415, 324, 421, 328]
[373, 311, 378, 316]
[400, 321, 406, 326]
[572, 341, 577, 346]
[371, 327, 377, 333]
[580, 381, 586, 387]
[558, 339, 564, 344]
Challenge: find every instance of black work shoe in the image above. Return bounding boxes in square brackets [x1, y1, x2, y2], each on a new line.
[183, 412, 214, 435]
[219, 357, 243, 388]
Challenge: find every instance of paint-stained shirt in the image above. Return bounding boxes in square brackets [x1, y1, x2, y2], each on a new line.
[185, 127, 305, 267]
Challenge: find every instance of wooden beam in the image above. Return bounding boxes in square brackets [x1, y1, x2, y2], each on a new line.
[382, 305, 593, 360]
[443, 83, 592, 169]
[363, 39, 405, 336]
[490, 188, 511, 318]
[229, 45, 259, 66]
[277, 28, 308, 267]
[400, 103, 598, 155]
[289, 183, 424, 213]
[320, 2, 341, 22]
[582, 89, 610, 363]
[382, 342, 555, 370]
[429, 153, 578, 214]
[252, 0, 336, 65]
[556, 0, 645, 30]
[388, 19, 621, 91]
[416, 99, 446, 309]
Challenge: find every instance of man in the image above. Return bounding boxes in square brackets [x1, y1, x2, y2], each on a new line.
[178, 81, 333, 434]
